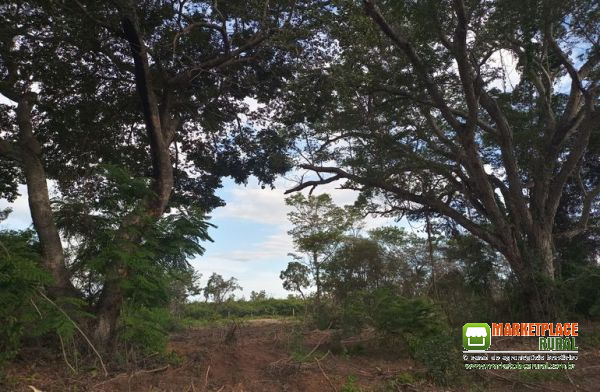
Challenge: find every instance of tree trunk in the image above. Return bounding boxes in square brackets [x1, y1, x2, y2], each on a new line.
[93, 275, 124, 348]
[93, 8, 175, 347]
[506, 231, 558, 320]
[313, 251, 321, 304]
[16, 95, 75, 298]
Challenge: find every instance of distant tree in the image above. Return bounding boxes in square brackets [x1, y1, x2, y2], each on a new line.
[368, 227, 433, 296]
[168, 271, 203, 316]
[250, 290, 268, 301]
[322, 227, 439, 299]
[285, 193, 361, 302]
[280, 261, 311, 300]
[323, 236, 385, 300]
[203, 273, 242, 304]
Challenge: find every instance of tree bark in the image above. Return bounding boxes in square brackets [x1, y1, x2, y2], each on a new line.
[15, 94, 75, 298]
[313, 250, 322, 305]
[93, 8, 175, 347]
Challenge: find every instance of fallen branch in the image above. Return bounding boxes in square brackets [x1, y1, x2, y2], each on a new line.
[315, 357, 337, 392]
[38, 290, 108, 377]
[301, 330, 330, 360]
[58, 333, 77, 374]
[128, 365, 170, 382]
[203, 365, 210, 391]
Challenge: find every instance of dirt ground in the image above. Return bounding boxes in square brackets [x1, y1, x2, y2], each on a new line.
[4, 319, 600, 391]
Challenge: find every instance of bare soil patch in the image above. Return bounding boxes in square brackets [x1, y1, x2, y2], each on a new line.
[4, 320, 600, 391]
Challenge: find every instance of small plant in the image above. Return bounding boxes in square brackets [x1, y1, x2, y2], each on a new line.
[384, 371, 424, 391]
[341, 374, 362, 392]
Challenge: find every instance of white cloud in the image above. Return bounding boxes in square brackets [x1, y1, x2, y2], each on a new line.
[0, 185, 32, 230]
[213, 185, 289, 225]
[210, 230, 294, 262]
[214, 174, 380, 226]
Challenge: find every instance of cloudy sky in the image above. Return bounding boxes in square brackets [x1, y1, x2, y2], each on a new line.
[0, 175, 403, 299]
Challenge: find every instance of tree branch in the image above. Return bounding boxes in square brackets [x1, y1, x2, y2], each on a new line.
[288, 164, 507, 251]
[363, 0, 463, 131]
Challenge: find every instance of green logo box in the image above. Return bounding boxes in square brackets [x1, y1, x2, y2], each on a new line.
[463, 323, 491, 351]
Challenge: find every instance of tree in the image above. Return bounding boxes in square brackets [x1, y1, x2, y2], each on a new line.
[280, 261, 311, 299]
[285, 193, 361, 302]
[285, 0, 600, 318]
[322, 236, 385, 299]
[249, 290, 268, 301]
[369, 227, 436, 297]
[203, 273, 242, 304]
[1, 0, 324, 346]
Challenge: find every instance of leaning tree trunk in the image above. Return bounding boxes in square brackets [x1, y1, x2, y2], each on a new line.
[16, 94, 75, 298]
[93, 9, 175, 347]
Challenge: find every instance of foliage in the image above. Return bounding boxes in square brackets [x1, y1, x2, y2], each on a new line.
[250, 290, 268, 301]
[284, 193, 363, 300]
[369, 289, 458, 384]
[558, 264, 600, 320]
[0, 229, 82, 365]
[119, 306, 176, 356]
[341, 374, 362, 392]
[280, 261, 310, 299]
[405, 330, 460, 386]
[203, 273, 242, 304]
[0, 0, 326, 349]
[183, 297, 304, 321]
[370, 289, 445, 338]
[285, 0, 600, 318]
[54, 165, 212, 311]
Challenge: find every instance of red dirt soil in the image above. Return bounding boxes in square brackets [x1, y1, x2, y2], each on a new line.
[4, 319, 600, 391]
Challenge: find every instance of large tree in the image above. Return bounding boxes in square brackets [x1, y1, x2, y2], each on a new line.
[0, 0, 322, 345]
[285, 0, 600, 317]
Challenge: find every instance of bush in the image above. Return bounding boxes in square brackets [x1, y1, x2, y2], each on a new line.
[370, 289, 446, 337]
[558, 265, 600, 320]
[0, 230, 80, 366]
[367, 289, 459, 385]
[183, 298, 304, 322]
[312, 300, 341, 330]
[405, 330, 460, 385]
[119, 306, 175, 355]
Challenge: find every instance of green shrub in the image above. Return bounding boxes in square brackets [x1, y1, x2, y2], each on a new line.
[558, 265, 600, 320]
[405, 330, 460, 385]
[371, 289, 446, 337]
[312, 300, 341, 330]
[183, 298, 304, 321]
[340, 292, 370, 334]
[119, 306, 174, 355]
[341, 374, 362, 392]
[0, 230, 80, 365]
[368, 289, 459, 385]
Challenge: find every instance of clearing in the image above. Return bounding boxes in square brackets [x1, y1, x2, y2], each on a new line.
[4, 319, 600, 391]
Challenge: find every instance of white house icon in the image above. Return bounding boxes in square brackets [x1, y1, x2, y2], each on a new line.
[465, 326, 488, 346]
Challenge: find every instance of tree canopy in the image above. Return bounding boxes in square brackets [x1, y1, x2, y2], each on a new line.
[284, 0, 600, 317]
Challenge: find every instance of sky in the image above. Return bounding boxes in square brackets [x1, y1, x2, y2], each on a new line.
[0, 176, 400, 300]
[0, 90, 404, 300]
